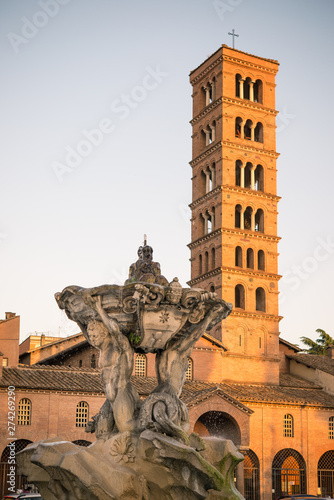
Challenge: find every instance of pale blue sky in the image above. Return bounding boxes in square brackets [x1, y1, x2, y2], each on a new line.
[0, 0, 333, 346]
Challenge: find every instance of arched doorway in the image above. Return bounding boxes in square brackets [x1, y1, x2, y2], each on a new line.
[194, 411, 241, 444]
[244, 449, 260, 500]
[0, 439, 33, 496]
[272, 448, 306, 499]
[318, 450, 334, 498]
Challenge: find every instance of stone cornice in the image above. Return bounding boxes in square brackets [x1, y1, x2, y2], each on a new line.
[190, 54, 224, 85]
[190, 97, 223, 125]
[230, 310, 283, 322]
[187, 266, 281, 286]
[190, 142, 222, 167]
[188, 228, 222, 249]
[222, 96, 278, 115]
[222, 140, 279, 158]
[220, 266, 281, 281]
[189, 186, 222, 209]
[188, 228, 280, 250]
[222, 54, 278, 74]
[223, 352, 280, 362]
[187, 267, 222, 286]
[221, 185, 281, 202]
[221, 227, 281, 242]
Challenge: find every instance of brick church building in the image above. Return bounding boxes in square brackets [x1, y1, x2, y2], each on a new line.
[1, 44, 334, 500]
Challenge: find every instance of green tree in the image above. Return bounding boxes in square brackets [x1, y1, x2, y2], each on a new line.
[300, 329, 334, 355]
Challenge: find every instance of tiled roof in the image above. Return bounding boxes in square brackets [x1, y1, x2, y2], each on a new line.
[287, 353, 334, 376]
[1, 366, 334, 409]
[279, 338, 301, 352]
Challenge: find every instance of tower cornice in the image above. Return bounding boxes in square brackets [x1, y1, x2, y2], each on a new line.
[190, 97, 223, 125]
[222, 141, 279, 158]
[189, 142, 222, 167]
[222, 96, 279, 115]
[187, 266, 281, 287]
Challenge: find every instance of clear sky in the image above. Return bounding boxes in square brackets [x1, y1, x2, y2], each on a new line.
[1, 0, 333, 347]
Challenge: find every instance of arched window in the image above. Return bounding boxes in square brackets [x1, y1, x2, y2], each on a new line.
[329, 416, 334, 439]
[318, 451, 334, 497]
[244, 119, 253, 140]
[200, 170, 207, 197]
[199, 254, 203, 275]
[247, 248, 254, 269]
[204, 251, 209, 273]
[283, 414, 294, 437]
[235, 160, 242, 186]
[79, 359, 82, 368]
[244, 449, 260, 500]
[235, 246, 243, 267]
[76, 401, 89, 428]
[272, 449, 306, 498]
[235, 204, 242, 228]
[186, 357, 193, 381]
[235, 117, 243, 138]
[235, 73, 242, 98]
[91, 353, 96, 368]
[255, 209, 264, 232]
[18, 398, 31, 426]
[258, 250, 265, 271]
[244, 162, 252, 189]
[1, 439, 33, 493]
[244, 206, 252, 230]
[254, 122, 263, 143]
[254, 164, 264, 191]
[135, 354, 147, 377]
[209, 285, 215, 293]
[211, 247, 215, 269]
[253, 79, 263, 104]
[256, 287, 266, 312]
[235, 284, 245, 309]
[243, 77, 251, 100]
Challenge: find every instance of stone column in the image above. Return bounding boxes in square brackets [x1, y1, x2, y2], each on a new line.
[205, 171, 211, 193]
[249, 80, 255, 101]
[209, 211, 215, 231]
[203, 213, 208, 234]
[240, 121, 244, 139]
[211, 167, 216, 189]
[204, 129, 211, 146]
[211, 125, 216, 142]
[250, 124, 255, 142]
[210, 81, 215, 101]
[240, 209, 245, 230]
[204, 87, 210, 106]
[240, 165, 245, 188]
[239, 79, 244, 99]
[251, 211, 255, 231]
[250, 166, 255, 190]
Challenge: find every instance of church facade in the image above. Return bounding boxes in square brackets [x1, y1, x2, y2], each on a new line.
[0, 45, 334, 500]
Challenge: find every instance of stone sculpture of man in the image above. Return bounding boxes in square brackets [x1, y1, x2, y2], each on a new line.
[85, 295, 140, 434]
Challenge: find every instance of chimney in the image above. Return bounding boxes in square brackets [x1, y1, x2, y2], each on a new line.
[40, 334, 46, 346]
[5, 312, 16, 320]
[326, 345, 334, 359]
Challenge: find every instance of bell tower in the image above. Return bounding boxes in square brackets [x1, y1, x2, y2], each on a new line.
[188, 45, 282, 384]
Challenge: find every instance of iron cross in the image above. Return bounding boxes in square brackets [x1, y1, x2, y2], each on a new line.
[228, 29, 239, 49]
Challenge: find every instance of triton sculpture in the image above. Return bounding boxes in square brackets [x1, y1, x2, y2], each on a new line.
[17, 244, 245, 500]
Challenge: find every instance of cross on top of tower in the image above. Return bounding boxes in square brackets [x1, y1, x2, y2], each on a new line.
[228, 29, 239, 49]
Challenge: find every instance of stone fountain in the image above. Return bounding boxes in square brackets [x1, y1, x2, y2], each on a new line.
[17, 244, 245, 500]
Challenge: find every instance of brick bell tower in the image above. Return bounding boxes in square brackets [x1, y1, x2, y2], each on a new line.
[188, 45, 282, 384]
